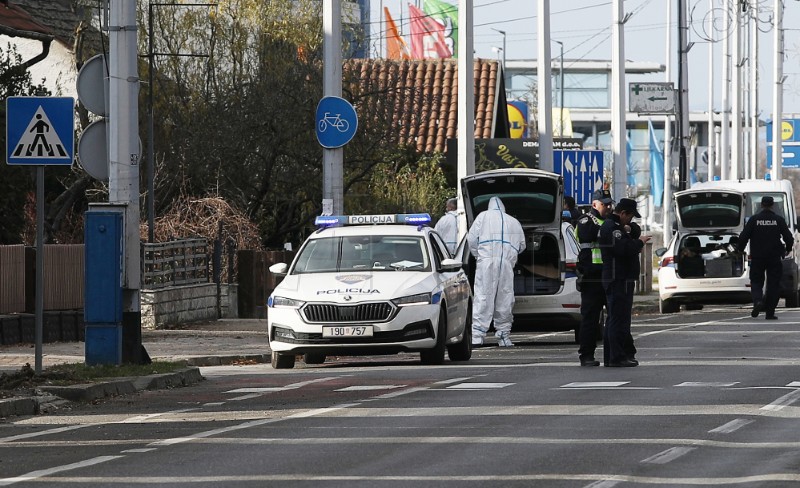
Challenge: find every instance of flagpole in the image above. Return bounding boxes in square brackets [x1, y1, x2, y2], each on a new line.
[379, 0, 384, 58]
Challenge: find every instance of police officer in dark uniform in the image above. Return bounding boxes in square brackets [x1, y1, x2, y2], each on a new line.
[737, 195, 794, 319]
[575, 189, 614, 366]
[599, 198, 651, 367]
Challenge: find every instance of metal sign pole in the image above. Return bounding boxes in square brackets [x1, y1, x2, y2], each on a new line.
[35, 166, 44, 374]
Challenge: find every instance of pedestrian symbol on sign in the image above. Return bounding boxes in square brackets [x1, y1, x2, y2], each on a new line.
[10, 106, 69, 159]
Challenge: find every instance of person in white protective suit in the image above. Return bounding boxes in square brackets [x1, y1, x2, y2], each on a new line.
[434, 198, 459, 255]
[467, 196, 526, 347]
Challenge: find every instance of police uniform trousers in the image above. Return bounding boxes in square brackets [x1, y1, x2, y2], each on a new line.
[749, 257, 783, 314]
[578, 278, 605, 359]
[603, 280, 637, 365]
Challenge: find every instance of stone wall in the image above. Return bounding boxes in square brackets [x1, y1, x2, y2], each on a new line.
[141, 283, 238, 330]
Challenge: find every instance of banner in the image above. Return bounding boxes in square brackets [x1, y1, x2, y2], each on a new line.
[384, 7, 410, 60]
[422, 0, 457, 58]
[648, 119, 664, 207]
[507, 101, 528, 139]
[408, 4, 451, 59]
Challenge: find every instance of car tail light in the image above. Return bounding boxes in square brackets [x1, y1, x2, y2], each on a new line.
[565, 261, 577, 277]
[660, 256, 675, 268]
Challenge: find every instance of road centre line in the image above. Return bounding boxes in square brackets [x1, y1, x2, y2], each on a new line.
[19, 474, 800, 484]
[0, 455, 124, 487]
[640, 446, 696, 464]
[709, 419, 754, 434]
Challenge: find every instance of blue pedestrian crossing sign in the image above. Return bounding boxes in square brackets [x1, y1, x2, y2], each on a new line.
[553, 150, 604, 205]
[6, 96, 74, 166]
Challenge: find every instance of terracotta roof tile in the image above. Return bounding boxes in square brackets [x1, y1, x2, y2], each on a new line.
[345, 58, 508, 154]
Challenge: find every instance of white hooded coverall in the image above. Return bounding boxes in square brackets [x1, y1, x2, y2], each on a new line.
[467, 196, 526, 338]
[434, 210, 459, 255]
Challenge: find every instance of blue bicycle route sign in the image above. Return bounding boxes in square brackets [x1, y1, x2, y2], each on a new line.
[315, 96, 358, 149]
[6, 96, 74, 166]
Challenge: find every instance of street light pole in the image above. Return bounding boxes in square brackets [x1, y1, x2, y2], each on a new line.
[492, 28, 506, 85]
[553, 40, 564, 137]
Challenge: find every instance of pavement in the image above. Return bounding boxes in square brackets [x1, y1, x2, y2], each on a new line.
[0, 292, 660, 417]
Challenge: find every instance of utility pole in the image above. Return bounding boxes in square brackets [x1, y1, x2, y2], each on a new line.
[537, 0, 553, 172]
[720, 0, 731, 180]
[108, 0, 144, 363]
[663, 0, 673, 246]
[707, 0, 715, 182]
[456, 0, 474, 239]
[750, 6, 758, 179]
[611, 0, 627, 199]
[323, 0, 344, 214]
[772, 0, 784, 180]
[677, 0, 690, 191]
[731, 1, 741, 179]
[554, 40, 565, 138]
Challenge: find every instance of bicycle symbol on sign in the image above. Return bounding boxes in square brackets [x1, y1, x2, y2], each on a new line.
[318, 112, 350, 133]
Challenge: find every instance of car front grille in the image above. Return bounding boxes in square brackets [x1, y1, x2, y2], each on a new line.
[302, 302, 395, 323]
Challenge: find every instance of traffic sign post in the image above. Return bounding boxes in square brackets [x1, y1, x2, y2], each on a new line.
[629, 82, 676, 114]
[553, 150, 604, 205]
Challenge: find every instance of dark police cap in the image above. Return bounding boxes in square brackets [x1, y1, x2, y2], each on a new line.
[616, 198, 641, 218]
[591, 189, 613, 204]
[762, 195, 774, 207]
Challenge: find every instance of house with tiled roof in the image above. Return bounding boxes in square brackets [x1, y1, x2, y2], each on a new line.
[347, 58, 510, 154]
[0, 0, 103, 97]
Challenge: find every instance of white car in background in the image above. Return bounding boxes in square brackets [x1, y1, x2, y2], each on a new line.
[457, 169, 582, 341]
[267, 213, 472, 368]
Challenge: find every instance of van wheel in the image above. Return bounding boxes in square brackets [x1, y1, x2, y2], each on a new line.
[786, 290, 799, 308]
[271, 351, 296, 369]
[447, 304, 472, 361]
[660, 298, 679, 314]
[303, 352, 326, 365]
[421, 308, 447, 365]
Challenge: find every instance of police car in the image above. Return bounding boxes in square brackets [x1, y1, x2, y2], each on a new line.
[267, 213, 472, 369]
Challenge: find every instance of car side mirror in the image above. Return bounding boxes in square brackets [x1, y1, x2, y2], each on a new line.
[269, 263, 288, 276]
[654, 247, 667, 257]
[439, 258, 462, 272]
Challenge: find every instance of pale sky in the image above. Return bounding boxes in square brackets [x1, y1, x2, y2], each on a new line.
[372, 0, 800, 116]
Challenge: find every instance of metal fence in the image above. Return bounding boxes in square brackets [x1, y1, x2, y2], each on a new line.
[142, 239, 210, 289]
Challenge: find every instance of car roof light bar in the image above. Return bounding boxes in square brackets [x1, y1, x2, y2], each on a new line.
[314, 213, 432, 228]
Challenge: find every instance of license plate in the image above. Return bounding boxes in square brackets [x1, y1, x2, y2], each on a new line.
[322, 326, 374, 337]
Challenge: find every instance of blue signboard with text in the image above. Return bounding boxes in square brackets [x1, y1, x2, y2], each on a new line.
[553, 150, 604, 205]
[767, 118, 800, 168]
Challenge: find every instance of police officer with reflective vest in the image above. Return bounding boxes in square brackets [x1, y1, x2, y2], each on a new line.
[599, 198, 651, 367]
[575, 189, 614, 366]
[737, 195, 794, 320]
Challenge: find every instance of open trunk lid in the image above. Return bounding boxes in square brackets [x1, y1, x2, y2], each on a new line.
[675, 188, 745, 233]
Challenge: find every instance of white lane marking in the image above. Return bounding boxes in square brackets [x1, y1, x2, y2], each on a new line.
[0, 425, 86, 443]
[120, 448, 157, 453]
[225, 376, 342, 394]
[709, 419, 754, 434]
[26, 474, 800, 483]
[584, 480, 621, 488]
[228, 393, 263, 401]
[0, 455, 123, 486]
[336, 385, 405, 392]
[761, 388, 800, 411]
[225, 387, 285, 393]
[676, 382, 739, 387]
[641, 446, 696, 464]
[787, 381, 800, 387]
[563, 382, 629, 388]
[203, 402, 225, 407]
[119, 408, 197, 423]
[370, 387, 429, 399]
[445, 382, 513, 390]
[434, 377, 478, 385]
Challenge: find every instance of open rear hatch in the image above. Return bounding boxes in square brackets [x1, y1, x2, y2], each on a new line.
[460, 169, 565, 296]
[675, 188, 745, 233]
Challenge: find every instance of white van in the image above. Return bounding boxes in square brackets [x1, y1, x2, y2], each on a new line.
[656, 178, 800, 312]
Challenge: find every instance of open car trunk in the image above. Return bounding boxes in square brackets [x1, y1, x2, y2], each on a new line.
[676, 232, 745, 279]
[459, 169, 566, 296]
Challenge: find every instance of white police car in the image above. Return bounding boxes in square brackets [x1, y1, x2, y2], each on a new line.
[267, 213, 472, 369]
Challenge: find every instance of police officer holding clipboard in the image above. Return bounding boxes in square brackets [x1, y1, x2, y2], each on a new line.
[737, 195, 794, 320]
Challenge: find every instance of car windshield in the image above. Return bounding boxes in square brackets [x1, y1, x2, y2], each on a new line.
[292, 235, 430, 273]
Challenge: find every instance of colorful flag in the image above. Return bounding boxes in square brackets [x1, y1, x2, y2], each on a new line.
[422, 0, 457, 58]
[384, 7, 411, 60]
[408, 4, 451, 59]
[626, 138, 636, 187]
[649, 119, 665, 207]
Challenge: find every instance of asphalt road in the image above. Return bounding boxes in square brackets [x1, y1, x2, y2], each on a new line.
[2, 304, 800, 487]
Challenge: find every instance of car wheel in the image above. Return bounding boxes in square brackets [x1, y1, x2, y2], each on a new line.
[421, 307, 447, 365]
[786, 289, 799, 308]
[447, 303, 472, 362]
[659, 298, 679, 314]
[685, 303, 703, 311]
[271, 351, 296, 369]
[303, 352, 326, 365]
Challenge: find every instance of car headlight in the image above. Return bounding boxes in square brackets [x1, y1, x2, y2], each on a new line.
[268, 296, 305, 308]
[393, 292, 438, 306]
